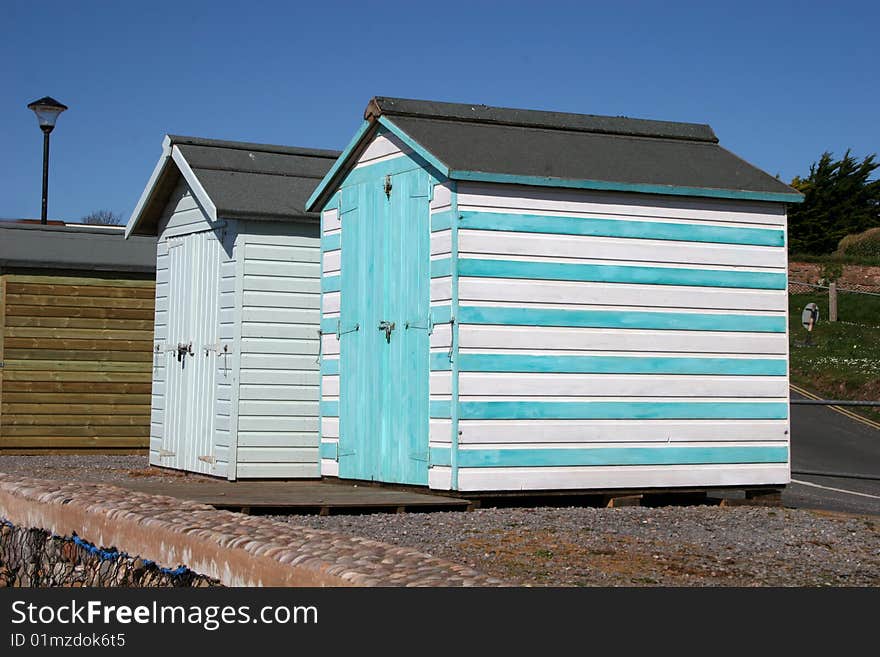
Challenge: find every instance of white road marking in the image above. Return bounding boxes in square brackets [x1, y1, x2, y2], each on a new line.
[791, 478, 880, 500]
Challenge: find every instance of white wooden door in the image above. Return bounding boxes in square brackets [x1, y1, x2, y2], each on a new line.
[160, 231, 222, 474]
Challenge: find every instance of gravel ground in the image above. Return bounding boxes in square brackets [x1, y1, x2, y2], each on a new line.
[279, 506, 880, 586]
[1, 455, 878, 586]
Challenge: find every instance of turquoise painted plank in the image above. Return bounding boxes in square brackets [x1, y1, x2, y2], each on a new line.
[456, 354, 787, 376]
[431, 257, 452, 278]
[458, 401, 788, 420]
[458, 258, 787, 290]
[431, 210, 455, 232]
[319, 442, 338, 460]
[430, 400, 452, 419]
[320, 400, 339, 417]
[429, 445, 789, 468]
[321, 358, 339, 375]
[307, 120, 373, 211]
[458, 211, 785, 247]
[430, 352, 452, 371]
[449, 170, 804, 204]
[457, 305, 787, 333]
[322, 232, 341, 252]
[322, 275, 341, 293]
[377, 117, 451, 179]
[320, 317, 337, 333]
[431, 305, 453, 324]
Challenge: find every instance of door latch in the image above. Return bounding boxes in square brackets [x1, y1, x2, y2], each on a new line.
[176, 342, 193, 362]
[378, 320, 396, 343]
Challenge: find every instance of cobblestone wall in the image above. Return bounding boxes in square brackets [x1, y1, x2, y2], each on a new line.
[0, 474, 504, 586]
[0, 521, 219, 587]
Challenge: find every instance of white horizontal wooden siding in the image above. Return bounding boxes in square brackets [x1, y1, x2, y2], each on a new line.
[237, 221, 321, 479]
[429, 182, 790, 491]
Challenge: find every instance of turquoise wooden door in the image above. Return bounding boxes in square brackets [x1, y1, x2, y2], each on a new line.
[338, 169, 430, 484]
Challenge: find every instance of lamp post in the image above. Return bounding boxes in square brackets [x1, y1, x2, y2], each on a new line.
[27, 96, 68, 224]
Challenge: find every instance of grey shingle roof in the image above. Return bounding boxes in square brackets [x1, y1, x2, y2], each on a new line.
[309, 97, 799, 208]
[0, 221, 156, 273]
[127, 135, 341, 235]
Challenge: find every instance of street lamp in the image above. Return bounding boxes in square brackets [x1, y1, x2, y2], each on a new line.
[27, 96, 68, 224]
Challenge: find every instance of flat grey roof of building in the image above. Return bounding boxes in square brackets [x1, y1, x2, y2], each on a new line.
[0, 221, 156, 273]
[127, 135, 341, 236]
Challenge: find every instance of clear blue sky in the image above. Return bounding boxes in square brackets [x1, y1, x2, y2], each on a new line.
[2, 0, 877, 222]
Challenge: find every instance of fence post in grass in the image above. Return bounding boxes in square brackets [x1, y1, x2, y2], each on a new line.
[829, 282, 838, 322]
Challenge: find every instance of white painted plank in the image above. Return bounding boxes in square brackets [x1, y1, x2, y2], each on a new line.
[323, 250, 341, 274]
[240, 369, 320, 386]
[244, 243, 320, 263]
[237, 416, 318, 432]
[459, 278, 787, 312]
[321, 417, 339, 438]
[322, 334, 340, 355]
[356, 132, 409, 167]
[241, 322, 320, 340]
[244, 261, 320, 278]
[431, 277, 453, 304]
[240, 354, 318, 370]
[447, 372, 789, 398]
[459, 325, 788, 355]
[239, 384, 318, 401]
[244, 276, 321, 293]
[322, 374, 339, 396]
[458, 418, 790, 444]
[240, 337, 318, 355]
[321, 458, 339, 477]
[429, 419, 452, 444]
[429, 466, 452, 490]
[242, 290, 320, 310]
[236, 463, 320, 479]
[241, 307, 318, 325]
[239, 400, 318, 416]
[245, 232, 320, 248]
[323, 291, 341, 314]
[455, 463, 790, 491]
[431, 230, 452, 256]
[456, 182, 786, 227]
[237, 432, 319, 447]
[236, 447, 318, 463]
[431, 183, 453, 211]
[458, 230, 786, 269]
[430, 323, 453, 349]
[323, 208, 340, 233]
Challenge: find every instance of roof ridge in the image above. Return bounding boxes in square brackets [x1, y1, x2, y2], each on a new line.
[365, 97, 718, 143]
[167, 135, 341, 158]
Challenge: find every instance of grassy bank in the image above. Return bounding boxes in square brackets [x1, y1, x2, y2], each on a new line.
[788, 291, 880, 421]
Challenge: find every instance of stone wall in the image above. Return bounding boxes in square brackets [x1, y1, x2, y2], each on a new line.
[0, 521, 219, 587]
[0, 474, 504, 587]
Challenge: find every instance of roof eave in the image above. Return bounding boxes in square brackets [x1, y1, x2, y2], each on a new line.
[305, 117, 453, 212]
[448, 170, 805, 204]
[124, 136, 174, 238]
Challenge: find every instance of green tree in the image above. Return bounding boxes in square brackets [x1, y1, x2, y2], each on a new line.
[788, 150, 880, 255]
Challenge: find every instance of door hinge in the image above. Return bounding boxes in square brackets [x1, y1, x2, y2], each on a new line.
[410, 451, 430, 463]
[158, 449, 175, 458]
[338, 448, 357, 458]
[198, 455, 216, 464]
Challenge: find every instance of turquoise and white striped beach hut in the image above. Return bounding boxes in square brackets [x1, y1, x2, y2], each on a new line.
[306, 97, 802, 493]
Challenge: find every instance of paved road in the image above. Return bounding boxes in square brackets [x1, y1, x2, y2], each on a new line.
[786, 392, 880, 515]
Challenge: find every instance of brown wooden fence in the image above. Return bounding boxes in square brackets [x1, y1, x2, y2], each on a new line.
[0, 273, 154, 451]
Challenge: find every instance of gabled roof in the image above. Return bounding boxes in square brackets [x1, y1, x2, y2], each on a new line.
[1, 221, 155, 273]
[126, 135, 341, 237]
[306, 97, 802, 211]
